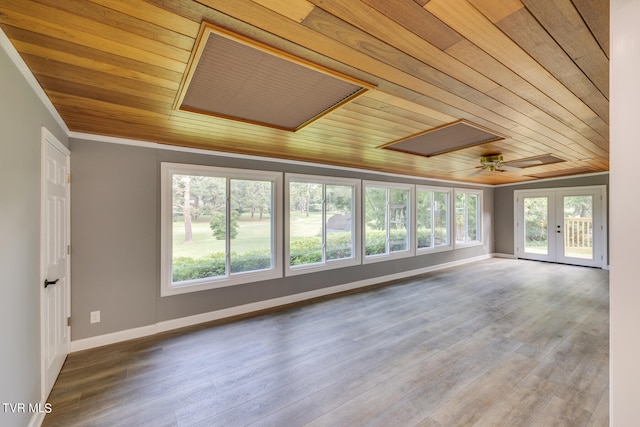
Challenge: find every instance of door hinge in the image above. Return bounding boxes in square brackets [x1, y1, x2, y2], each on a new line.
[67, 317, 71, 327]
[67, 245, 71, 255]
[66, 173, 71, 184]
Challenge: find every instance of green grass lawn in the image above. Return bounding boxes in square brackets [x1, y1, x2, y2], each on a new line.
[289, 211, 323, 239]
[173, 212, 334, 258]
[173, 214, 273, 258]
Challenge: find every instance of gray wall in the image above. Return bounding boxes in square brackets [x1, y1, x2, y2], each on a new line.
[69, 139, 494, 340]
[0, 45, 68, 426]
[493, 174, 609, 256]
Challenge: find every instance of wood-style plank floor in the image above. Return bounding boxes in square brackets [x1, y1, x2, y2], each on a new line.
[43, 259, 609, 426]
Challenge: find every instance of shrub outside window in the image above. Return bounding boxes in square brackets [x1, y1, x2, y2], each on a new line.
[285, 174, 361, 275]
[364, 181, 414, 262]
[455, 188, 482, 246]
[161, 163, 282, 296]
[416, 186, 452, 253]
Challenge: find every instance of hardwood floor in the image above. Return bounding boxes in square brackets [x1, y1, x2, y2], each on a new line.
[43, 259, 609, 426]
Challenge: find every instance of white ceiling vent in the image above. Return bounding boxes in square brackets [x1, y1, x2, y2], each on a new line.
[505, 154, 565, 168]
[381, 120, 505, 157]
[175, 22, 374, 132]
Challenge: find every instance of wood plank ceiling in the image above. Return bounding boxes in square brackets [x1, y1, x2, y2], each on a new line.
[0, 0, 609, 184]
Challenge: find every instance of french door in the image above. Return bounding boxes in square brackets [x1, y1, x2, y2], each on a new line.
[515, 186, 606, 268]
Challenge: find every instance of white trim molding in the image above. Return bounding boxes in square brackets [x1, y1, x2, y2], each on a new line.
[493, 253, 517, 259]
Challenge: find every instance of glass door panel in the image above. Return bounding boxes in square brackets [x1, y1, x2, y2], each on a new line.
[516, 186, 604, 268]
[562, 195, 593, 260]
[523, 196, 549, 256]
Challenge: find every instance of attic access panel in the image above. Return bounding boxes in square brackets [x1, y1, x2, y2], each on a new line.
[382, 120, 505, 157]
[504, 154, 566, 168]
[176, 22, 374, 132]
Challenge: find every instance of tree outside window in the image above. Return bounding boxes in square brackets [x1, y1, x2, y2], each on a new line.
[287, 176, 359, 273]
[161, 163, 282, 296]
[364, 183, 412, 258]
[455, 189, 482, 245]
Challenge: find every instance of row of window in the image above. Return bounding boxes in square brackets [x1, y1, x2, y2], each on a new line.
[160, 163, 482, 296]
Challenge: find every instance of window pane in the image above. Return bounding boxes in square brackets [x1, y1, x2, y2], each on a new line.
[389, 188, 409, 252]
[417, 190, 433, 249]
[455, 193, 465, 243]
[434, 191, 449, 246]
[326, 184, 354, 261]
[365, 187, 387, 255]
[468, 194, 478, 241]
[289, 182, 323, 266]
[230, 179, 274, 273]
[455, 191, 481, 244]
[172, 174, 226, 283]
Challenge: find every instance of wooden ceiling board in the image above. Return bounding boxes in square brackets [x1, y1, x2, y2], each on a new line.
[521, 0, 609, 98]
[0, 9, 187, 74]
[87, 0, 202, 37]
[352, 97, 447, 130]
[364, 90, 457, 124]
[303, 0, 608, 160]
[3, 24, 185, 84]
[40, 0, 196, 51]
[425, 0, 605, 132]
[359, 0, 463, 51]
[250, 0, 315, 23]
[448, 38, 607, 146]
[19, 53, 178, 104]
[303, 2, 500, 94]
[487, 7, 610, 122]
[0, 0, 609, 184]
[343, 101, 435, 134]
[572, 0, 610, 58]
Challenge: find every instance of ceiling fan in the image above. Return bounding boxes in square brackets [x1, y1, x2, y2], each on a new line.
[468, 154, 540, 177]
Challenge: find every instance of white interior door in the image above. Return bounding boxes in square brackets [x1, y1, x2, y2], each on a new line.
[515, 186, 606, 268]
[41, 128, 70, 399]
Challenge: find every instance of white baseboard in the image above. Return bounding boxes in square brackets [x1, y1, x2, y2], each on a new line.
[493, 252, 517, 259]
[70, 325, 157, 353]
[27, 406, 46, 427]
[70, 254, 492, 353]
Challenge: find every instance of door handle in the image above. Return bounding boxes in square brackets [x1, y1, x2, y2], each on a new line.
[44, 279, 59, 288]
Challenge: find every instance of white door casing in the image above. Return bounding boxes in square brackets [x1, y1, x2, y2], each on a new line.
[515, 185, 607, 268]
[41, 128, 70, 399]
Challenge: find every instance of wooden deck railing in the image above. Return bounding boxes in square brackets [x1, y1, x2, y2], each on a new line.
[565, 217, 593, 249]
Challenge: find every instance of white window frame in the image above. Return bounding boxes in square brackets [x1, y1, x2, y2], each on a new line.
[454, 188, 483, 248]
[363, 181, 415, 263]
[285, 174, 361, 276]
[415, 185, 453, 254]
[161, 163, 283, 296]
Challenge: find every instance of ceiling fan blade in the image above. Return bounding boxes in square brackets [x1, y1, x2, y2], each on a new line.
[467, 167, 486, 177]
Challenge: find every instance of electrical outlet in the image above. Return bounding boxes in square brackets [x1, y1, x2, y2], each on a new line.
[90, 311, 101, 324]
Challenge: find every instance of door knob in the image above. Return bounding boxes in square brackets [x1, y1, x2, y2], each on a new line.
[44, 279, 59, 288]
